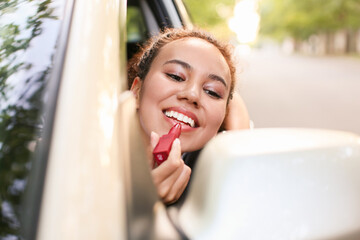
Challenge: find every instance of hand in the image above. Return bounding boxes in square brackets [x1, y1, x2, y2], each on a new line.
[150, 131, 191, 204]
[223, 92, 250, 130]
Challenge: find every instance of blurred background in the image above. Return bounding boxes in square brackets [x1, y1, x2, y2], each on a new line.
[184, 0, 360, 134]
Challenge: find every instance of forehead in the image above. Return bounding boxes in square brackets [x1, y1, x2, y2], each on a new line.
[153, 37, 231, 83]
[158, 37, 225, 63]
[164, 37, 219, 51]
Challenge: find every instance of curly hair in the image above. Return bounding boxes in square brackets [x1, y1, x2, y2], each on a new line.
[127, 28, 236, 101]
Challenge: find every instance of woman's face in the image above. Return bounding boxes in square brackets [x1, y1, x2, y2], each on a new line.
[133, 37, 231, 152]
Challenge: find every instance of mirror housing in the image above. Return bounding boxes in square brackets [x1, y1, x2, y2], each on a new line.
[179, 128, 360, 240]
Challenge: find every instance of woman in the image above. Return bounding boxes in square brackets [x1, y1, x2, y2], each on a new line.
[128, 28, 249, 205]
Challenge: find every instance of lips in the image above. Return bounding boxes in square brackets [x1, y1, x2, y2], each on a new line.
[163, 108, 199, 128]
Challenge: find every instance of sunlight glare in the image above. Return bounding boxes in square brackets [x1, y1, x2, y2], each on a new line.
[228, 0, 260, 44]
[236, 44, 252, 56]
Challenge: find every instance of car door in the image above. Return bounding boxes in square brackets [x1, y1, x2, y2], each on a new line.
[1, 0, 191, 239]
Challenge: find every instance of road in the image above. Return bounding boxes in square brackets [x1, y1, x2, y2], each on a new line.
[237, 49, 360, 135]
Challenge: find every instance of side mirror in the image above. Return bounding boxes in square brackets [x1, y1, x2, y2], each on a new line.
[179, 128, 360, 240]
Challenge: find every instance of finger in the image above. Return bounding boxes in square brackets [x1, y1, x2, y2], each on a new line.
[151, 138, 184, 200]
[145, 131, 160, 168]
[150, 131, 160, 151]
[152, 138, 182, 182]
[151, 158, 183, 187]
[167, 138, 181, 162]
[155, 160, 184, 199]
[164, 165, 192, 204]
[149, 131, 160, 168]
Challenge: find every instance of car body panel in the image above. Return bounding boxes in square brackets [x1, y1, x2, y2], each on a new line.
[37, 0, 126, 239]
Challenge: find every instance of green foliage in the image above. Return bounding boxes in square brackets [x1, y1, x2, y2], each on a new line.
[126, 6, 146, 42]
[259, 0, 360, 41]
[183, 0, 236, 39]
[0, 0, 56, 237]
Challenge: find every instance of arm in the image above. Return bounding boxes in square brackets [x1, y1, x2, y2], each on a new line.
[223, 92, 251, 130]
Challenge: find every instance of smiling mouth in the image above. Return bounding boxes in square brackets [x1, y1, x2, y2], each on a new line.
[164, 110, 196, 128]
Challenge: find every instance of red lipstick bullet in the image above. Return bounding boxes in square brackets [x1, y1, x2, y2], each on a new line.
[153, 123, 182, 166]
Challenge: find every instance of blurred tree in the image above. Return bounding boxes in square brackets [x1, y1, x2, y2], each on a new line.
[1, 0, 57, 238]
[259, 0, 360, 51]
[183, 0, 237, 40]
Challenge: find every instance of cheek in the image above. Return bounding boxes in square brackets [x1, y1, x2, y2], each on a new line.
[206, 103, 227, 130]
[137, 78, 173, 135]
[137, 84, 159, 134]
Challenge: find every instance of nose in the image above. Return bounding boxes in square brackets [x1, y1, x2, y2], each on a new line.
[176, 82, 200, 108]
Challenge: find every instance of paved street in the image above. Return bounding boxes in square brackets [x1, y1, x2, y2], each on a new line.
[237, 49, 360, 135]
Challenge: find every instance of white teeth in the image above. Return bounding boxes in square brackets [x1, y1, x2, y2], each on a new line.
[178, 113, 184, 121]
[164, 110, 196, 127]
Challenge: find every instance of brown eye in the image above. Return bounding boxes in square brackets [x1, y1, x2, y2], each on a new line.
[166, 73, 184, 82]
[204, 89, 222, 99]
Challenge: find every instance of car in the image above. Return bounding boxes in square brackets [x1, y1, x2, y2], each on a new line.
[2, 0, 360, 239]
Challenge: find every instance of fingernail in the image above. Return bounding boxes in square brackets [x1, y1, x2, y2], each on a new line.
[150, 131, 159, 139]
[173, 138, 180, 147]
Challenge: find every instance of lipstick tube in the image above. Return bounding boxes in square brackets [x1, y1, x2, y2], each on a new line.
[153, 123, 182, 166]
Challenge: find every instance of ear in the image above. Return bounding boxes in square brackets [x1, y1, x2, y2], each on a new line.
[130, 77, 142, 108]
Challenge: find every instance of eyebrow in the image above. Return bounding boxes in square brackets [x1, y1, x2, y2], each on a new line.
[208, 74, 227, 88]
[164, 59, 228, 88]
[164, 59, 191, 69]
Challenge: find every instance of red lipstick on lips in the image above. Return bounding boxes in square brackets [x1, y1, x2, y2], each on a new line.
[153, 123, 182, 166]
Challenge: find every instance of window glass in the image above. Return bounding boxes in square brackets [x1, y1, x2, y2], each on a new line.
[0, 0, 66, 238]
[126, 6, 147, 43]
[126, 5, 147, 62]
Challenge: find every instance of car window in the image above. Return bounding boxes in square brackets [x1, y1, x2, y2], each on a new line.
[0, 0, 66, 238]
[127, 6, 147, 43]
[126, 5, 147, 61]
